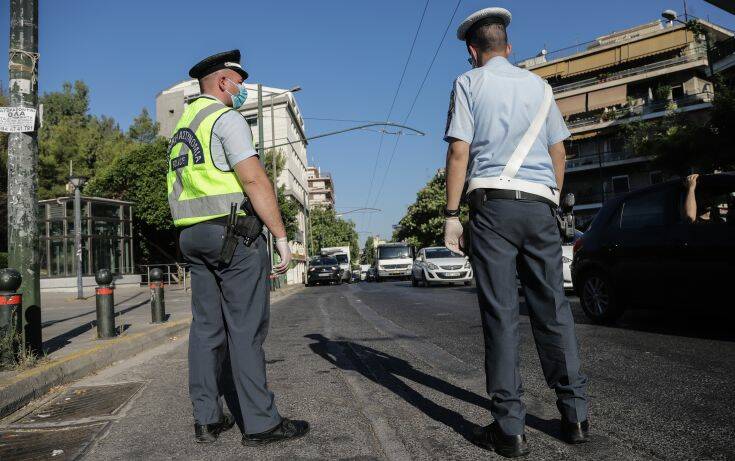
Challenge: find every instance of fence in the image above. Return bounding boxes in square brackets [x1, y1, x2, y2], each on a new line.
[139, 263, 190, 291]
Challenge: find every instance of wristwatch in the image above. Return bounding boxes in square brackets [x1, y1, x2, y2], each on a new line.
[444, 208, 460, 218]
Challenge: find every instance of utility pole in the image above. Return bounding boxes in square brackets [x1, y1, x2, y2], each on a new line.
[7, 0, 41, 353]
[257, 84, 275, 286]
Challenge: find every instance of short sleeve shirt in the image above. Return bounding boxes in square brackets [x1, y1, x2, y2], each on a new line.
[200, 95, 258, 171]
[444, 57, 570, 189]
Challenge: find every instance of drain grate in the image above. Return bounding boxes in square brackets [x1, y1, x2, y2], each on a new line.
[17, 382, 144, 425]
[0, 422, 108, 460]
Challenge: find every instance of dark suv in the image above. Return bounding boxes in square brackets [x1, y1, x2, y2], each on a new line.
[572, 173, 734, 323]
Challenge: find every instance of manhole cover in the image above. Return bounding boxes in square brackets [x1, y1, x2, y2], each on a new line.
[0, 422, 107, 460]
[17, 382, 144, 424]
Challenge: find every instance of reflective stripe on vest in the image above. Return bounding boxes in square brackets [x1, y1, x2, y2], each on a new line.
[166, 98, 246, 227]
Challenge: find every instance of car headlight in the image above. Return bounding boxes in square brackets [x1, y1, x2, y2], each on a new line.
[427, 262, 438, 270]
[309, 267, 316, 272]
[332, 266, 338, 270]
[562, 256, 572, 264]
[464, 260, 471, 268]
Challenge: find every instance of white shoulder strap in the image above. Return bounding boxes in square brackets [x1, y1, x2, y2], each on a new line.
[499, 83, 553, 180]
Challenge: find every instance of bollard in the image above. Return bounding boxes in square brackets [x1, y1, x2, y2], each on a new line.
[0, 269, 23, 364]
[95, 269, 116, 339]
[149, 268, 166, 324]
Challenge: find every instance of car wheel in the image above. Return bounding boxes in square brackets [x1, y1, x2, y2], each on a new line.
[411, 274, 418, 287]
[579, 270, 623, 323]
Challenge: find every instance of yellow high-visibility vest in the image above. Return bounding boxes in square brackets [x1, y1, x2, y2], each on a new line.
[166, 97, 245, 227]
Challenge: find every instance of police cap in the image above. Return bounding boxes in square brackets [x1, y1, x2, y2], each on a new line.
[188, 49, 249, 80]
[456, 7, 511, 41]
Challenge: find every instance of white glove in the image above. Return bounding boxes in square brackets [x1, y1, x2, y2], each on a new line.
[444, 217, 464, 256]
[273, 237, 291, 275]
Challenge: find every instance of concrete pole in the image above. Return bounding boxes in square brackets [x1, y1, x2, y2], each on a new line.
[7, 0, 41, 353]
[74, 186, 83, 299]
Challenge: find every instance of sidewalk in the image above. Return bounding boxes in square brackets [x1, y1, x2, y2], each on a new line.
[0, 282, 303, 419]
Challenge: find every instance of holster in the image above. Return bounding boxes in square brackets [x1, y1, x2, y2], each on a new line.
[234, 196, 264, 247]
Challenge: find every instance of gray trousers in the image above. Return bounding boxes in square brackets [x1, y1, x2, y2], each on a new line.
[469, 199, 588, 436]
[179, 222, 281, 434]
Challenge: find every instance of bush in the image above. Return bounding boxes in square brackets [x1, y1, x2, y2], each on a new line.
[0, 252, 7, 269]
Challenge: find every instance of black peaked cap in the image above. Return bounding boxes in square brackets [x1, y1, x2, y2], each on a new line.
[188, 49, 249, 80]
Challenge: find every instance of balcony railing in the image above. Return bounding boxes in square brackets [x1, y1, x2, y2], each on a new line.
[566, 150, 652, 170]
[552, 44, 707, 94]
[566, 91, 713, 129]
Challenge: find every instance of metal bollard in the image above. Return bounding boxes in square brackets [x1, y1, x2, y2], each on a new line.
[149, 268, 166, 324]
[95, 269, 116, 339]
[0, 269, 23, 363]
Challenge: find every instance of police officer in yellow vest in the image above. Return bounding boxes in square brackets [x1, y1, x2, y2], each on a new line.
[168, 50, 309, 446]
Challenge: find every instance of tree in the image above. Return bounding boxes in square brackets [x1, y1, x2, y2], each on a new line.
[623, 77, 735, 175]
[360, 236, 375, 266]
[308, 206, 359, 261]
[393, 170, 469, 249]
[85, 138, 176, 264]
[263, 148, 300, 241]
[128, 108, 160, 144]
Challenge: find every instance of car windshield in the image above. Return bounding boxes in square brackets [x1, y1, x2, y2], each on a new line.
[311, 257, 338, 266]
[334, 254, 348, 264]
[378, 246, 410, 260]
[425, 248, 462, 259]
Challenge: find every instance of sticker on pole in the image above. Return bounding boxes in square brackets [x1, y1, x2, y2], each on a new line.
[0, 107, 37, 133]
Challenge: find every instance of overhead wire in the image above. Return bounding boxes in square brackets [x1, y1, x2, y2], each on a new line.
[360, 0, 431, 222]
[367, 0, 463, 232]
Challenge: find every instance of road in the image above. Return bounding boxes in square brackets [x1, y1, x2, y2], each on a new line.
[22, 281, 735, 460]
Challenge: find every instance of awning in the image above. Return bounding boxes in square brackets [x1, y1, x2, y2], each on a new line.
[588, 84, 627, 110]
[557, 94, 587, 116]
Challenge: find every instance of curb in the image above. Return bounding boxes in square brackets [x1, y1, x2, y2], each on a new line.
[0, 317, 192, 419]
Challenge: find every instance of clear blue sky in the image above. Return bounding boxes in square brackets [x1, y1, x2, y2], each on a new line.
[1, 1, 733, 245]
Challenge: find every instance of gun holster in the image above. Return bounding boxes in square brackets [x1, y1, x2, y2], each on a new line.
[234, 197, 264, 247]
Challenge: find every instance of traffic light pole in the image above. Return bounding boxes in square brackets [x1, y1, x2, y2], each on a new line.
[7, 0, 41, 353]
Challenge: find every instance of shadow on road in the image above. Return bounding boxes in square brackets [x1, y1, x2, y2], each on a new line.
[305, 334, 560, 445]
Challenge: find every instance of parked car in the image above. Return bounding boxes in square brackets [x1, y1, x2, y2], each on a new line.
[572, 173, 734, 323]
[306, 255, 342, 286]
[411, 246, 473, 287]
[366, 267, 377, 282]
[351, 270, 361, 283]
[562, 229, 584, 290]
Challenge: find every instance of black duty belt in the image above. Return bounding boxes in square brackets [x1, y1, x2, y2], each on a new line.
[472, 188, 557, 209]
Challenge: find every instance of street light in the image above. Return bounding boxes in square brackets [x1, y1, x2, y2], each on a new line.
[661, 10, 714, 76]
[68, 174, 87, 299]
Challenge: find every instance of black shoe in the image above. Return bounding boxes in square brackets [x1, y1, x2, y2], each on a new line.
[241, 418, 310, 446]
[561, 418, 590, 444]
[194, 413, 235, 443]
[473, 422, 530, 458]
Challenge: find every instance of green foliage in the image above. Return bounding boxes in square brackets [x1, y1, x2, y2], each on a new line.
[263, 148, 300, 241]
[38, 81, 137, 199]
[308, 206, 359, 261]
[360, 236, 375, 266]
[393, 170, 469, 249]
[623, 77, 735, 175]
[85, 139, 176, 262]
[0, 252, 7, 268]
[128, 108, 161, 144]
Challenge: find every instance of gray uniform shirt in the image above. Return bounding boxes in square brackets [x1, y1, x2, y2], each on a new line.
[200, 94, 258, 170]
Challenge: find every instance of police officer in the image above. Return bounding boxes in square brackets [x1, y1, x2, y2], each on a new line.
[443, 9, 589, 458]
[168, 50, 309, 446]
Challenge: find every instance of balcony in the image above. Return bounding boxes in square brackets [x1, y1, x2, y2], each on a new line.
[566, 91, 713, 130]
[566, 150, 654, 173]
[551, 44, 707, 95]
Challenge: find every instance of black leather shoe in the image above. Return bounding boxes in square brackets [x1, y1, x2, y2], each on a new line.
[561, 418, 590, 444]
[194, 413, 235, 443]
[241, 418, 310, 446]
[473, 422, 530, 458]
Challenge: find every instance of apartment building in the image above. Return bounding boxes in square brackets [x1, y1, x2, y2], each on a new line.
[156, 80, 310, 283]
[306, 166, 335, 209]
[520, 18, 734, 229]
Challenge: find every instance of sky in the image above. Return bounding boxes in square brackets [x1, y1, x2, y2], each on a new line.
[1, 0, 733, 246]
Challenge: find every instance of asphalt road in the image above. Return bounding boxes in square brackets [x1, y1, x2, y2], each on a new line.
[73, 281, 734, 460]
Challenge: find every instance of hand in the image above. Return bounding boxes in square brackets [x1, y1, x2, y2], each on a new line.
[444, 217, 464, 256]
[273, 237, 291, 275]
[686, 174, 699, 189]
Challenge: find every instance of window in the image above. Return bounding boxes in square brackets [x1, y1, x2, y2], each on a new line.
[619, 190, 669, 229]
[425, 248, 463, 259]
[650, 171, 663, 185]
[612, 175, 630, 194]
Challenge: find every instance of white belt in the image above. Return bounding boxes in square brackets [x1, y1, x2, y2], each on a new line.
[467, 82, 559, 206]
